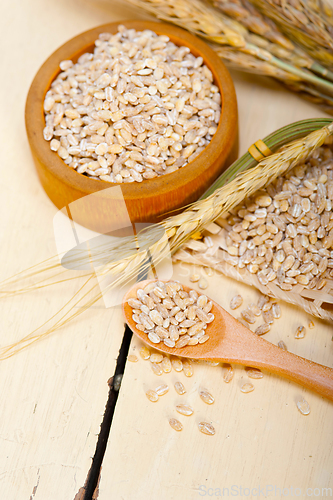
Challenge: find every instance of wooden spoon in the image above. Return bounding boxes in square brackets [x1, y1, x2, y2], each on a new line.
[123, 279, 333, 401]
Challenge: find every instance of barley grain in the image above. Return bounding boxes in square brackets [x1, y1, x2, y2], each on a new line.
[262, 310, 274, 324]
[171, 358, 183, 372]
[127, 354, 138, 362]
[195, 308, 210, 322]
[139, 345, 150, 360]
[272, 303, 281, 319]
[240, 382, 255, 393]
[203, 301, 213, 314]
[146, 389, 159, 402]
[169, 418, 183, 431]
[248, 303, 261, 316]
[159, 356, 171, 373]
[230, 294, 243, 310]
[207, 313, 214, 323]
[151, 362, 163, 375]
[296, 397, 311, 415]
[262, 301, 272, 312]
[148, 331, 161, 344]
[198, 278, 208, 289]
[174, 381, 186, 395]
[150, 353, 164, 363]
[140, 313, 154, 330]
[175, 335, 190, 348]
[163, 318, 170, 329]
[155, 384, 169, 396]
[241, 308, 256, 324]
[174, 311, 185, 323]
[245, 367, 263, 379]
[255, 323, 271, 335]
[198, 422, 215, 435]
[182, 360, 193, 377]
[197, 294, 208, 308]
[176, 404, 194, 416]
[155, 325, 171, 339]
[278, 340, 288, 350]
[295, 326, 306, 339]
[223, 363, 234, 383]
[199, 389, 215, 404]
[190, 274, 200, 282]
[149, 310, 164, 326]
[198, 334, 210, 344]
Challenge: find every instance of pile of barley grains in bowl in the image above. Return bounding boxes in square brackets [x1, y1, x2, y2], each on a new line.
[43, 25, 221, 183]
[127, 281, 215, 348]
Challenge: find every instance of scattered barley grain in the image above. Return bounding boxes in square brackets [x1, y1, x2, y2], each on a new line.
[174, 381, 187, 395]
[295, 325, 306, 339]
[169, 418, 183, 431]
[176, 404, 194, 416]
[146, 389, 159, 402]
[245, 367, 264, 379]
[155, 384, 169, 396]
[199, 389, 215, 404]
[240, 382, 255, 393]
[296, 397, 311, 415]
[198, 422, 215, 435]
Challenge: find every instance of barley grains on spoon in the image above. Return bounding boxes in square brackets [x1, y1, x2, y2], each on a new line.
[123, 279, 333, 401]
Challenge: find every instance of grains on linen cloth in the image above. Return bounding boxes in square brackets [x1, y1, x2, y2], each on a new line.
[208, 144, 333, 295]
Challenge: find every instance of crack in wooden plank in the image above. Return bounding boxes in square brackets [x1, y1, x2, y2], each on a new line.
[73, 325, 133, 500]
[29, 468, 40, 500]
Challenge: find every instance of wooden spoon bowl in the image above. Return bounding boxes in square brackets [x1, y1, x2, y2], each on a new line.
[25, 20, 238, 234]
[123, 280, 333, 401]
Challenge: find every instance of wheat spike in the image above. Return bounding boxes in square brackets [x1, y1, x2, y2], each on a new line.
[120, 0, 333, 99]
[214, 45, 300, 80]
[212, 0, 294, 49]
[212, 0, 333, 81]
[249, 0, 333, 67]
[212, 0, 311, 67]
[212, 46, 333, 113]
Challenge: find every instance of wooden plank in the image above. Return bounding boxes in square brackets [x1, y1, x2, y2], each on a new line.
[99, 76, 333, 498]
[100, 265, 333, 499]
[0, 1, 148, 498]
[1, 0, 333, 498]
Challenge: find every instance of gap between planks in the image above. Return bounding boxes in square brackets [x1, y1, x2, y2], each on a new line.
[74, 325, 133, 500]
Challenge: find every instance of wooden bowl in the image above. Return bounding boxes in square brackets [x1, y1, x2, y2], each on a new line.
[25, 21, 238, 233]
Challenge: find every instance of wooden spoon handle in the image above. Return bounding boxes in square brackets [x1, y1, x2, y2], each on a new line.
[217, 316, 333, 400]
[230, 347, 333, 400]
[258, 349, 333, 401]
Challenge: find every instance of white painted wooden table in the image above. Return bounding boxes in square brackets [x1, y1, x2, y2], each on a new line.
[0, 1, 332, 499]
